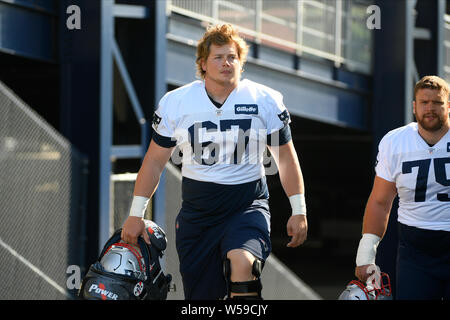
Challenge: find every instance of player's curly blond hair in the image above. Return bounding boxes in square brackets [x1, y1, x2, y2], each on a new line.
[414, 75, 450, 101]
[196, 23, 249, 79]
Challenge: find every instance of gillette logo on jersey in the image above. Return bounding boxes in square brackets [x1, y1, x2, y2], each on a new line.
[235, 104, 258, 114]
[88, 283, 119, 300]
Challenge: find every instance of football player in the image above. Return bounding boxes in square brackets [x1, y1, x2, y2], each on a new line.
[355, 75, 450, 299]
[121, 24, 308, 299]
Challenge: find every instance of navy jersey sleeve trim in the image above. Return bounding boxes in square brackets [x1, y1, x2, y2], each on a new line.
[152, 131, 176, 148]
[266, 125, 292, 146]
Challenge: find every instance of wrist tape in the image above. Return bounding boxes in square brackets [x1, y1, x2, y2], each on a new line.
[289, 194, 307, 216]
[356, 233, 381, 266]
[129, 196, 150, 218]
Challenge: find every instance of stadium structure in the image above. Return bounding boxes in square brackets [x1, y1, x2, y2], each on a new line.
[0, 0, 448, 300]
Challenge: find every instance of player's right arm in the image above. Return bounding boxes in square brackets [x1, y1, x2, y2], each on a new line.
[121, 139, 174, 245]
[355, 176, 397, 282]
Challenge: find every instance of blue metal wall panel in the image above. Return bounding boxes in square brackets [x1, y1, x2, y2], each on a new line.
[245, 61, 370, 130]
[0, 0, 57, 13]
[0, 0, 57, 62]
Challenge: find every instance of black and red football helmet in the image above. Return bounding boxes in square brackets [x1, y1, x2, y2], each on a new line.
[79, 220, 172, 300]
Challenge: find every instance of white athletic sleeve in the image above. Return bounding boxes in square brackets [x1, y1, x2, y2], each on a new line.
[374, 135, 395, 182]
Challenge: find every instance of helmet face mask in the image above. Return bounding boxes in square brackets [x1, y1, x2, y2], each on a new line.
[338, 272, 392, 300]
[79, 220, 172, 300]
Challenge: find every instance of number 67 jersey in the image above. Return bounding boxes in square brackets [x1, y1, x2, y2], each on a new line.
[151, 79, 291, 185]
[375, 122, 450, 231]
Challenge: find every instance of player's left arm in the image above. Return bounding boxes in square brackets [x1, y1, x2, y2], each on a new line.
[268, 141, 308, 247]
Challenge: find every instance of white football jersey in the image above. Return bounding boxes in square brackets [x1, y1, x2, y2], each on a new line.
[375, 122, 450, 231]
[152, 79, 291, 184]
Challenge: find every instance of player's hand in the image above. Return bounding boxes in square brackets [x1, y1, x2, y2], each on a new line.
[121, 216, 150, 245]
[286, 214, 308, 247]
[355, 264, 378, 283]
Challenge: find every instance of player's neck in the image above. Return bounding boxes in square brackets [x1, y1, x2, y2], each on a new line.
[204, 78, 238, 104]
[417, 121, 450, 145]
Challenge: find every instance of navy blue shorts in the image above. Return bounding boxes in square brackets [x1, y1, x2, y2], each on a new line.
[396, 222, 450, 300]
[175, 200, 271, 300]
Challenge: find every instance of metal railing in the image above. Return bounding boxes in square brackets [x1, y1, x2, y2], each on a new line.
[167, 0, 373, 74]
[443, 14, 450, 82]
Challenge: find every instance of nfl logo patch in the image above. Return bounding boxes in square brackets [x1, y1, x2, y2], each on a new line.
[277, 110, 290, 126]
[447, 142, 450, 152]
[152, 112, 162, 129]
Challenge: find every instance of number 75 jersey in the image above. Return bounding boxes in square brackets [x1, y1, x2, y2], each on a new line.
[375, 122, 450, 231]
[151, 79, 291, 185]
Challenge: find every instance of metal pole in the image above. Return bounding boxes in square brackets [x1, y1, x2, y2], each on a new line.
[334, 0, 343, 68]
[437, 0, 445, 77]
[99, 0, 114, 253]
[255, 0, 262, 44]
[296, 0, 303, 56]
[153, 0, 168, 231]
[404, 0, 416, 125]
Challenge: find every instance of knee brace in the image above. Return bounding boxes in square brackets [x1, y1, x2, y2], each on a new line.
[223, 257, 264, 300]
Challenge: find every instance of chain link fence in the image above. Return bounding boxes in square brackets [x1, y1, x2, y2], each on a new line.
[0, 80, 88, 299]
